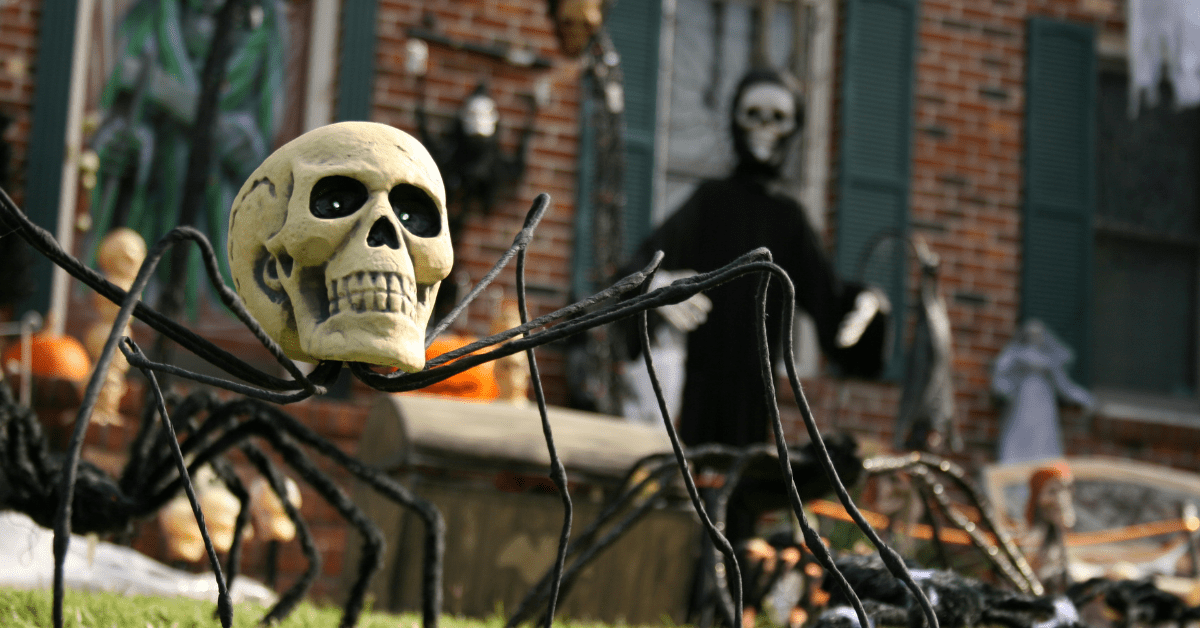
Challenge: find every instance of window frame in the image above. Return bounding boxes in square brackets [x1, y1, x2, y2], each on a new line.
[1090, 45, 1200, 415]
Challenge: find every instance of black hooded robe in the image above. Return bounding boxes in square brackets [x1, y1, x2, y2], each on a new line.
[627, 172, 884, 447]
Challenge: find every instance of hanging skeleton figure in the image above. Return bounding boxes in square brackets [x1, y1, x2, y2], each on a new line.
[415, 80, 535, 319]
[416, 81, 536, 241]
[623, 68, 892, 448]
[0, 121, 942, 628]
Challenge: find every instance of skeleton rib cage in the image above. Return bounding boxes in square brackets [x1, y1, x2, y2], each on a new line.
[0, 186, 940, 628]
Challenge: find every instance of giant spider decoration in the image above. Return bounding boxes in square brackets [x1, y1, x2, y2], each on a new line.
[0, 122, 938, 628]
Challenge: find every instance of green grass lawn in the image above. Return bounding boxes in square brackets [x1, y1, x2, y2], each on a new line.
[0, 587, 632, 628]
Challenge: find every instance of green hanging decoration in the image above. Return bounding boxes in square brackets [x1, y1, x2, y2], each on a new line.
[87, 0, 287, 318]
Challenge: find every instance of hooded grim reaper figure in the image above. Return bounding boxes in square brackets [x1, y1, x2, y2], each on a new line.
[624, 69, 890, 447]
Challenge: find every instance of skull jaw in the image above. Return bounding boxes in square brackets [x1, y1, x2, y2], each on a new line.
[746, 130, 783, 165]
[301, 310, 428, 372]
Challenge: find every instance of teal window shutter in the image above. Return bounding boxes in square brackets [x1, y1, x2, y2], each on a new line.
[21, 0, 80, 316]
[1022, 18, 1096, 383]
[836, 0, 919, 378]
[337, 0, 378, 122]
[608, 0, 660, 257]
[571, 0, 661, 297]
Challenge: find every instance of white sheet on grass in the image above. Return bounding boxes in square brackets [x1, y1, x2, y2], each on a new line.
[0, 510, 276, 606]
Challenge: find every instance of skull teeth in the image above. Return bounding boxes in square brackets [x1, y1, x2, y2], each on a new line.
[327, 271, 425, 316]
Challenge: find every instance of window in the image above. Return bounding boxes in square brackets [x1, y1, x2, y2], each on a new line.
[1093, 70, 1200, 399]
[578, 0, 825, 298]
[661, 0, 812, 222]
[1024, 18, 1200, 405]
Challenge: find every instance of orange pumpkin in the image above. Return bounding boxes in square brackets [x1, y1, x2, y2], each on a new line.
[2, 332, 92, 382]
[414, 334, 499, 401]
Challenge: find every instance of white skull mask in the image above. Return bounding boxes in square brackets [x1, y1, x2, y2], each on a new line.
[228, 122, 453, 372]
[735, 83, 797, 165]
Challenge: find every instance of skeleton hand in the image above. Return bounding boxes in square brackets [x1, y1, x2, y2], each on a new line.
[651, 270, 712, 332]
[837, 287, 890, 348]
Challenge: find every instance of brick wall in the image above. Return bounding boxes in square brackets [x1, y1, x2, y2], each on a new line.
[796, 0, 1200, 477]
[0, 0, 37, 201]
[371, 0, 583, 405]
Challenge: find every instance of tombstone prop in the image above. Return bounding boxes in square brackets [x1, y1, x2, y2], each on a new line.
[623, 68, 891, 448]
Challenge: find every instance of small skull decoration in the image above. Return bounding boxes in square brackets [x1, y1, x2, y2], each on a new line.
[228, 122, 452, 372]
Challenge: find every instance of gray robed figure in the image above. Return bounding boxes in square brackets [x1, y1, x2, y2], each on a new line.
[993, 320, 1094, 464]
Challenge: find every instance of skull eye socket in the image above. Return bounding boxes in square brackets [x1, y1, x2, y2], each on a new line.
[389, 184, 441, 238]
[310, 176, 368, 219]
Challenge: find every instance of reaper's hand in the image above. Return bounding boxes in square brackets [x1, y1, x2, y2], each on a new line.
[837, 287, 890, 349]
[651, 269, 712, 332]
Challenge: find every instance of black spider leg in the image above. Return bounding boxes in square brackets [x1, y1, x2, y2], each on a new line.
[239, 442, 322, 625]
[910, 462, 1036, 594]
[172, 397, 266, 599]
[915, 455, 1040, 594]
[192, 411, 381, 628]
[424, 252, 663, 371]
[513, 230, 573, 628]
[208, 456, 252, 595]
[530, 464, 681, 627]
[0, 187, 324, 398]
[865, 454, 1040, 594]
[48, 228, 244, 628]
[746, 270, 872, 628]
[173, 407, 425, 628]
[506, 451, 685, 627]
[136, 341, 235, 627]
[426, 192, 549, 347]
[702, 447, 755, 627]
[139, 390, 445, 628]
[634, 271, 745, 628]
[762, 265, 939, 628]
[363, 251, 821, 393]
[912, 478, 952, 569]
[121, 390, 218, 497]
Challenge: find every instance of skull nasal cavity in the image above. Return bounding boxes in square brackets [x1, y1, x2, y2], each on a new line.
[367, 217, 400, 249]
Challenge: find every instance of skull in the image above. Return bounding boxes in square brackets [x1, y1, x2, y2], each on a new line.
[734, 82, 798, 166]
[228, 122, 452, 372]
[461, 93, 499, 138]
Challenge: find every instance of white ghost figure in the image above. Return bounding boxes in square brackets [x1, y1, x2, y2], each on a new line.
[994, 320, 1095, 464]
[228, 122, 453, 371]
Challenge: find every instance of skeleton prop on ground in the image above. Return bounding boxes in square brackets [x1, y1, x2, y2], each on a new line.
[0, 121, 938, 628]
[84, 228, 147, 426]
